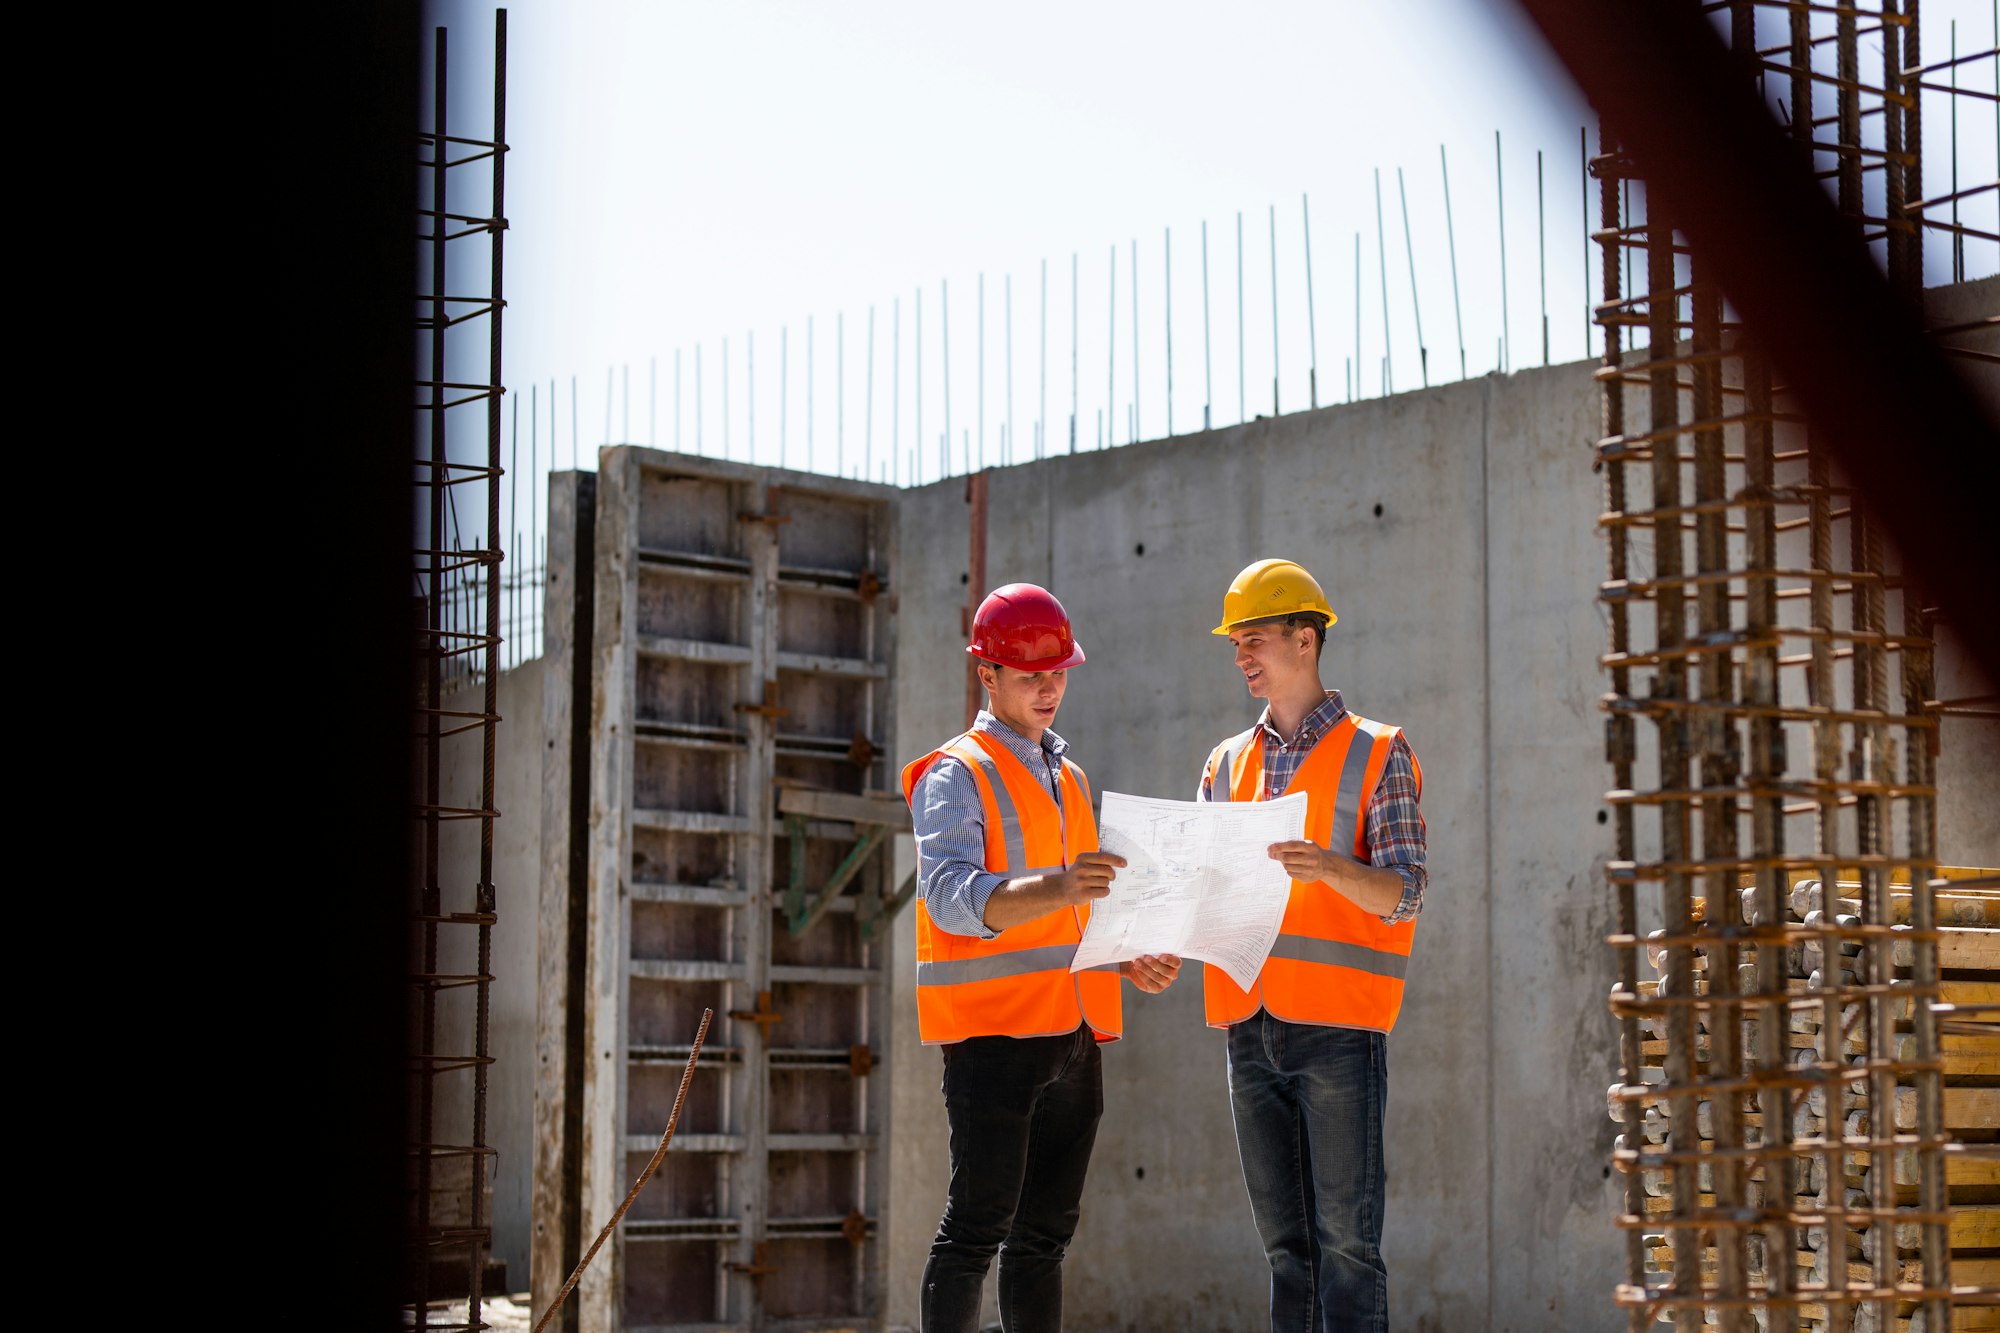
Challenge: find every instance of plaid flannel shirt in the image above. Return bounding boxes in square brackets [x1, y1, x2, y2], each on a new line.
[1198, 690, 1427, 925]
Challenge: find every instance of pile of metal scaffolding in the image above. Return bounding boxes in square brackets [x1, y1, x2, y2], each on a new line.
[412, 13, 508, 1332]
[1596, 2, 1997, 1329]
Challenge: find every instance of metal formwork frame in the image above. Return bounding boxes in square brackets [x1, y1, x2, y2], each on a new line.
[1593, 5, 1985, 1330]
[412, 11, 509, 1333]
[542, 448, 901, 1333]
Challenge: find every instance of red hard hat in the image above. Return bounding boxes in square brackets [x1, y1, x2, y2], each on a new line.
[967, 583, 1086, 671]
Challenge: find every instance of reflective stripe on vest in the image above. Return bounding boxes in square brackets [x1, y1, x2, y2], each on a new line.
[1201, 713, 1420, 1033]
[901, 731, 1124, 1044]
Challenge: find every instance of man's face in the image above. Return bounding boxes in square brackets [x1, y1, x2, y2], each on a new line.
[980, 664, 1068, 738]
[1226, 620, 1316, 700]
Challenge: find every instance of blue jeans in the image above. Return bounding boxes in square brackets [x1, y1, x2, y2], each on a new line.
[1226, 1012, 1389, 1333]
[921, 1027, 1104, 1333]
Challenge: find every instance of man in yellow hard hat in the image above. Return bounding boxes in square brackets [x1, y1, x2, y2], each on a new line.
[1194, 558, 1427, 1333]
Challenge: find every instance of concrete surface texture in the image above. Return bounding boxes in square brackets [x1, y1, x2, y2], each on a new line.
[439, 659, 546, 1296]
[442, 272, 1995, 1331]
[888, 359, 1624, 1332]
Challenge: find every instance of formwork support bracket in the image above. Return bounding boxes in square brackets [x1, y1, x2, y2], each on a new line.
[777, 785, 915, 939]
[786, 815, 887, 937]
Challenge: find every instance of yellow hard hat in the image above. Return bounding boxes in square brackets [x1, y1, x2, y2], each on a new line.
[1211, 558, 1338, 635]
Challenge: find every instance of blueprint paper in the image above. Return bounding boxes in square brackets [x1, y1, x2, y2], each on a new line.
[1071, 789, 1307, 990]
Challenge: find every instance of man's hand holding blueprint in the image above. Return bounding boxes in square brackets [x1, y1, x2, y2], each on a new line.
[1071, 789, 1308, 990]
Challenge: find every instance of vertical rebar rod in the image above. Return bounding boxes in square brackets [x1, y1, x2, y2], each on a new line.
[1268, 205, 1279, 416]
[697, 345, 705, 455]
[1005, 275, 1014, 466]
[1132, 238, 1141, 440]
[1689, 264, 1745, 1333]
[1237, 211, 1245, 424]
[723, 339, 730, 458]
[942, 281, 951, 472]
[780, 327, 788, 468]
[1165, 228, 1174, 436]
[1807, 348, 1849, 1333]
[1496, 130, 1511, 374]
[649, 355, 656, 447]
[1905, 544, 1951, 1333]
[1743, 333, 1798, 1331]
[1202, 220, 1212, 429]
[1443, 145, 1467, 380]
[416, 29, 449, 1325]
[1840, 3, 1864, 221]
[1108, 244, 1117, 446]
[867, 306, 875, 479]
[1580, 128, 1591, 359]
[1537, 149, 1549, 367]
[1039, 259, 1047, 459]
[917, 289, 924, 478]
[1645, 197, 1701, 1333]
[1302, 195, 1318, 409]
[1397, 167, 1427, 387]
[1070, 255, 1079, 453]
[837, 313, 844, 475]
[748, 332, 755, 462]
[1952, 20, 1962, 280]
[1374, 170, 1394, 395]
[1353, 231, 1361, 400]
[900, 296, 908, 478]
[471, 18, 508, 1323]
[1595, 125, 1646, 1333]
[675, 350, 682, 453]
[978, 275, 985, 467]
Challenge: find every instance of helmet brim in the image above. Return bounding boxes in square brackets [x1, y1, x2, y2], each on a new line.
[965, 642, 1086, 671]
[1211, 612, 1338, 636]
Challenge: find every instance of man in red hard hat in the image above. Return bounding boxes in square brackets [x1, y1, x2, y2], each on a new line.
[901, 582, 1180, 1333]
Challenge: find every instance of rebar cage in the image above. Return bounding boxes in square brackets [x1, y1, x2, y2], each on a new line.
[412, 13, 509, 1332]
[1596, 3, 1997, 1330]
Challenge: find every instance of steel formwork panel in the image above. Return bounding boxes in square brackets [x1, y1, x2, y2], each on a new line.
[539, 448, 899, 1332]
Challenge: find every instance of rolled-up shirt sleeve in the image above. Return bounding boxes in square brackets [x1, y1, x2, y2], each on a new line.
[1365, 735, 1427, 925]
[913, 757, 1007, 940]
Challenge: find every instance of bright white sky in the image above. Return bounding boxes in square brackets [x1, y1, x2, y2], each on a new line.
[421, 0, 1998, 514]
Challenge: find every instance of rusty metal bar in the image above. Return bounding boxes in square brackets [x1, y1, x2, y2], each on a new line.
[1595, 126, 1649, 1333]
[533, 1009, 713, 1333]
[1577, 6, 1978, 1327]
[410, 16, 508, 1332]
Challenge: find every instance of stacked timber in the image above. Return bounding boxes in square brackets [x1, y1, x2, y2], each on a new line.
[1613, 872, 1999, 1330]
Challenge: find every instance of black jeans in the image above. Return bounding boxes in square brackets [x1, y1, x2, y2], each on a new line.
[920, 1027, 1104, 1333]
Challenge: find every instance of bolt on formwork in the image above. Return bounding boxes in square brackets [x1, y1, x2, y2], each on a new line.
[413, 12, 509, 1333]
[1591, 4, 1997, 1330]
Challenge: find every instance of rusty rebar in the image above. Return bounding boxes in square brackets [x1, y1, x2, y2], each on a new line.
[1587, 6, 1973, 1327]
[532, 1009, 714, 1333]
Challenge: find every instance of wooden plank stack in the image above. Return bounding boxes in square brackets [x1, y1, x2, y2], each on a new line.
[1614, 869, 1999, 1330]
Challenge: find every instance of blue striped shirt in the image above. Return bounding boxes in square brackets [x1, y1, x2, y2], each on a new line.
[1198, 690, 1428, 925]
[911, 711, 1072, 940]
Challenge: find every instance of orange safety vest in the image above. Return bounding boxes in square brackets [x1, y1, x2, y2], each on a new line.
[1200, 712, 1423, 1033]
[901, 730, 1124, 1045]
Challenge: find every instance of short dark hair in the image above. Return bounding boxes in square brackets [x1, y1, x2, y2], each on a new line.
[1282, 613, 1329, 663]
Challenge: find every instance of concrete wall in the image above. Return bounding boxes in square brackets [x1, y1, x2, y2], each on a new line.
[887, 358, 1624, 1332]
[438, 658, 545, 1293]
